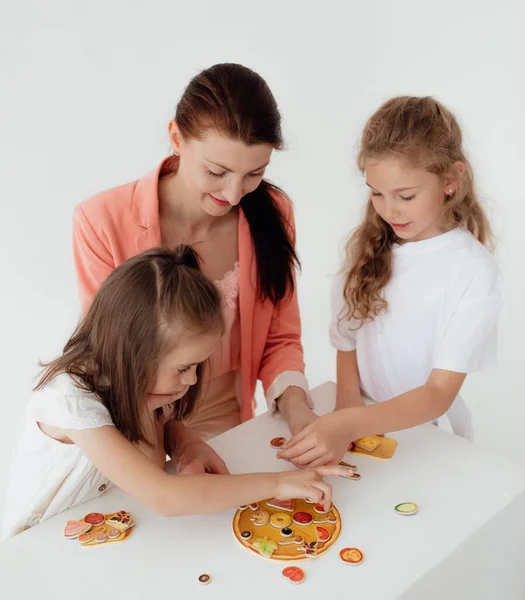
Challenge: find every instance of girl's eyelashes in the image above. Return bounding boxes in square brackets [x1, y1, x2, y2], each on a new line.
[370, 190, 415, 202]
[178, 363, 200, 374]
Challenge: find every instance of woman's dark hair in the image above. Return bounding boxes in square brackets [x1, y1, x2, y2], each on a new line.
[36, 246, 224, 444]
[175, 62, 300, 304]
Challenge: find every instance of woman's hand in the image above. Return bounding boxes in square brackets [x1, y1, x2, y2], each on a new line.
[277, 387, 318, 437]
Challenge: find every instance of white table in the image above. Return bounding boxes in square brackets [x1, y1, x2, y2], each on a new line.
[2, 382, 525, 599]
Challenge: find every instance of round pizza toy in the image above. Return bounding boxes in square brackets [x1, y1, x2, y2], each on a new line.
[233, 497, 341, 560]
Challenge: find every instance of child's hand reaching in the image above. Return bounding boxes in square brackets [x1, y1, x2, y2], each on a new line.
[274, 465, 355, 511]
[165, 420, 229, 475]
[177, 439, 229, 475]
[276, 412, 354, 468]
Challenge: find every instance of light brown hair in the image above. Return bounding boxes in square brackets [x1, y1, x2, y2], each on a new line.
[36, 246, 224, 443]
[343, 96, 493, 325]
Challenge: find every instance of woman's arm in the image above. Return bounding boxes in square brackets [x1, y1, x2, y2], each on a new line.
[259, 197, 314, 432]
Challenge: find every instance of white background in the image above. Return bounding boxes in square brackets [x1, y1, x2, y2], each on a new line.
[0, 0, 524, 516]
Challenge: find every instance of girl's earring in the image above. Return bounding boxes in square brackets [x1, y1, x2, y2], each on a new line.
[172, 151, 179, 156]
[447, 189, 453, 195]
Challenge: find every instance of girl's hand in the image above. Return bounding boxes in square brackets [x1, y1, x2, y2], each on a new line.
[164, 420, 229, 475]
[276, 411, 355, 468]
[176, 439, 229, 475]
[274, 465, 355, 511]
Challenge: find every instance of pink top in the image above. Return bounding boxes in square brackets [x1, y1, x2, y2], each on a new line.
[211, 262, 241, 379]
[73, 158, 311, 424]
[185, 262, 242, 440]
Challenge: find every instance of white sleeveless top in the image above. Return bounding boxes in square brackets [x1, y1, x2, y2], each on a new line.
[1, 373, 114, 540]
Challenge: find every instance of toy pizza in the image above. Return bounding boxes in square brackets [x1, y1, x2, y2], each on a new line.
[64, 510, 135, 547]
[233, 498, 341, 560]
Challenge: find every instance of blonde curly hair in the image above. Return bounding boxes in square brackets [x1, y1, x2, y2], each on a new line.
[343, 96, 493, 326]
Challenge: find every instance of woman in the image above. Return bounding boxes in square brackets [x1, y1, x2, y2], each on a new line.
[73, 63, 316, 472]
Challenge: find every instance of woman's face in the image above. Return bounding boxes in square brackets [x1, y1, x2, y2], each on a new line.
[169, 124, 274, 217]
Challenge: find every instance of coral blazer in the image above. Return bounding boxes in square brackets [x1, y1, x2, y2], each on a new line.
[73, 159, 307, 422]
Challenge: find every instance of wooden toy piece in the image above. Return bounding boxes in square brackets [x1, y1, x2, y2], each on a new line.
[108, 528, 121, 540]
[83, 513, 105, 526]
[95, 532, 109, 544]
[266, 498, 294, 512]
[69, 510, 135, 547]
[282, 566, 306, 584]
[105, 510, 135, 530]
[250, 510, 270, 527]
[270, 512, 293, 529]
[270, 437, 287, 449]
[394, 502, 419, 516]
[339, 547, 364, 565]
[78, 530, 98, 545]
[292, 511, 313, 526]
[64, 520, 92, 539]
[312, 512, 337, 525]
[313, 503, 332, 514]
[233, 497, 341, 561]
[339, 460, 359, 470]
[350, 435, 397, 460]
[253, 536, 278, 558]
[354, 436, 382, 452]
[298, 540, 318, 558]
[278, 534, 303, 546]
[315, 526, 331, 542]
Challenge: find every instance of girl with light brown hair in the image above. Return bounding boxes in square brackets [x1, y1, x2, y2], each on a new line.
[279, 96, 503, 467]
[2, 246, 352, 539]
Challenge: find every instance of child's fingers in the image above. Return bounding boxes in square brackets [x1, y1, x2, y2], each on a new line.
[314, 465, 355, 479]
[178, 459, 206, 475]
[304, 487, 323, 505]
[288, 447, 324, 467]
[302, 455, 335, 469]
[277, 436, 315, 461]
[280, 426, 310, 450]
[207, 455, 230, 475]
[311, 480, 332, 510]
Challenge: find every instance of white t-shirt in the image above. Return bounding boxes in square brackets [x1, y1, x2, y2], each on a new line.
[1, 373, 114, 540]
[330, 228, 503, 439]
